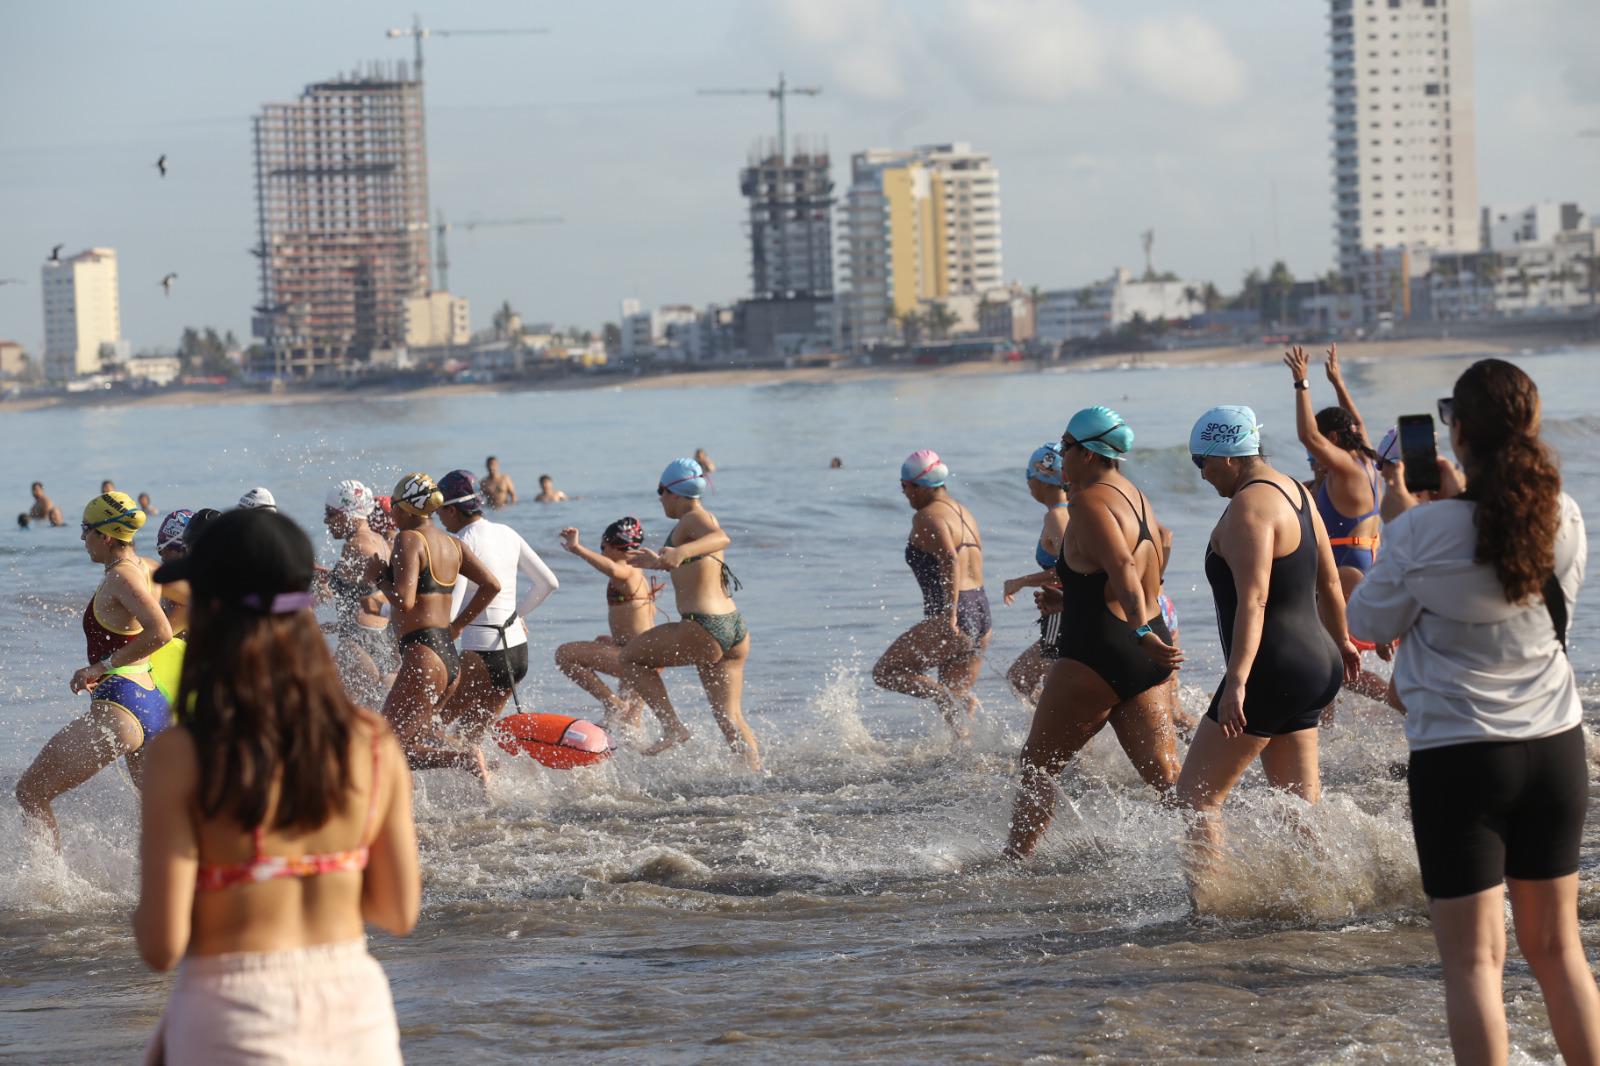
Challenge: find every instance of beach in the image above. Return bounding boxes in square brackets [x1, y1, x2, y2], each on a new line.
[3, 346, 1598, 1062]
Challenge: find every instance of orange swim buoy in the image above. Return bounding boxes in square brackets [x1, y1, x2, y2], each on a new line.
[492, 713, 612, 769]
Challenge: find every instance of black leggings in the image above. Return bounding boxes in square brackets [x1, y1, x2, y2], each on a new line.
[1408, 726, 1588, 899]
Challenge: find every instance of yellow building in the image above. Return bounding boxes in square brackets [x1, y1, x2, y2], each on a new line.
[842, 143, 1002, 347]
[41, 247, 122, 380]
[403, 291, 471, 349]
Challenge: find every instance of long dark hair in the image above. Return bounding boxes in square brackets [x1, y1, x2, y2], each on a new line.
[1316, 406, 1379, 462]
[179, 601, 360, 832]
[1454, 358, 1562, 604]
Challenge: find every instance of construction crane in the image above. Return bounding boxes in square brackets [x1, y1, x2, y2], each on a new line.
[434, 210, 564, 293]
[697, 72, 821, 164]
[385, 15, 549, 79]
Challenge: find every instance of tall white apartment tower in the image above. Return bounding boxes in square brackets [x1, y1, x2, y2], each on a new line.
[1330, 0, 1477, 298]
[41, 247, 123, 381]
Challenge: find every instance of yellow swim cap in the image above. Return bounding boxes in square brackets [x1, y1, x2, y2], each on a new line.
[83, 491, 147, 542]
[393, 472, 443, 517]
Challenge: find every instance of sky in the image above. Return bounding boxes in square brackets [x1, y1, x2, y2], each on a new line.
[1, 0, 1597, 355]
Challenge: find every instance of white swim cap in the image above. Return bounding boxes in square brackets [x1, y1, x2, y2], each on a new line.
[325, 480, 375, 518]
[237, 487, 277, 511]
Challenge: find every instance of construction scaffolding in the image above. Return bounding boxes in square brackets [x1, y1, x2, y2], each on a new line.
[740, 137, 833, 301]
[251, 61, 431, 377]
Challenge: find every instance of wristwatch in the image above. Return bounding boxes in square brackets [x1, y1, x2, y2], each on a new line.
[1293, 379, 1309, 391]
[1132, 624, 1153, 640]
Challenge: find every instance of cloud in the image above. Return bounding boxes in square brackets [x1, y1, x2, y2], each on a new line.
[923, 0, 1106, 103]
[768, 0, 916, 101]
[1125, 14, 1246, 108]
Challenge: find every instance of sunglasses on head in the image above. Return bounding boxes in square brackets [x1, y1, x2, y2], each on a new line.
[1437, 397, 1454, 426]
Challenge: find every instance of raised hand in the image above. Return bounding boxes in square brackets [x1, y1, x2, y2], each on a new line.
[1324, 343, 1342, 382]
[1283, 345, 1311, 382]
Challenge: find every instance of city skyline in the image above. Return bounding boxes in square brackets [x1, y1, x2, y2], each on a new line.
[1, 0, 1596, 356]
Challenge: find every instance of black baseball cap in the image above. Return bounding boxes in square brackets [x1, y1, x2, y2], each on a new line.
[154, 508, 316, 613]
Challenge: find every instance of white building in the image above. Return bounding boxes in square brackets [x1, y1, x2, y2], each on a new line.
[1482, 202, 1587, 252]
[403, 291, 471, 348]
[1426, 226, 1600, 321]
[41, 247, 123, 381]
[1036, 269, 1203, 344]
[618, 301, 699, 361]
[1329, 0, 1478, 305]
[840, 143, 1002, 347]
[126, 353, 182, 387]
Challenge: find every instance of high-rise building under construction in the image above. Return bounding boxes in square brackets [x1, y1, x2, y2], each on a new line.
[251, 62, 430, 377]
[740, 138, 833, 300]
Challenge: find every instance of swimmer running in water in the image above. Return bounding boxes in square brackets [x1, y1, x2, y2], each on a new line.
[435, 470, 559, 745]
[620, 458, 761, 770]
[15, 492, 174, 850]
[320, 481, 396, 706]
[873, 449, 992, 739]
[154, 509, 195, 635]
[1002, 443, 1070, 705]
[1006, 407, 1185, 860]
[373, 473, 499, 776]
[28, 482, 65, 526]
[555, 518, 663, 729]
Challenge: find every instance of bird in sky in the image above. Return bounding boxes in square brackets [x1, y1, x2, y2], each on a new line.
[48, 244, 63, 264]
[160, 272, 178, 296]
[155, 154, 168, 177]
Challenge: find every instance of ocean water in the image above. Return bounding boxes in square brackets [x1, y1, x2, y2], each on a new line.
[2, 348, 1597, 1063]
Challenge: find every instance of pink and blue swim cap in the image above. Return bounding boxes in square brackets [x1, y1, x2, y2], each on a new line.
[659, 457, 706, 497]
[900, 449, 948, 488]
[1026, 442, 1064, 485]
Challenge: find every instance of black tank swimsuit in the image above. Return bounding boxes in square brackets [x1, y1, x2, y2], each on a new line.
[1204, 480, 1343, 737]
[1053, 485, 1172, 701]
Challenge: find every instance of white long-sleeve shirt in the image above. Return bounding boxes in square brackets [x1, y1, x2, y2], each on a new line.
[1346, 493, 1585, 752]
[449, 517, 559, 652]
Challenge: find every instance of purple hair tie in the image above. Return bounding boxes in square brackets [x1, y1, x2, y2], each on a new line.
[241, 591, 316, 614]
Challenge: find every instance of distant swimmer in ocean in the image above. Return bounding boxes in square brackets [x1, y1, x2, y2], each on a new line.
[237, 486, 277, 511]
[321, 481, 396, 706]
[1286, 344, 1394, 704]
[373, 473, 499, 777]
[482, 455, 517, 509]
[830, 457, 843, 469]
[137, 492, 158, 517]
[1005, 408, 1184, 860]
[555, 518, 663, 729]
[15, 492, 174, 850]
[873, 449, 992, 739]
[535, 475, 568, 503]
[1176, 406, 1358, 903]
[1002, 443, 1070, 706]
[100, 479, 116, 494]
[28, 481, 65, 526]
[694, 448, 717, 474]
[435, 470, 559, 745]
[134, 508, 418, 1065]
[621, 458, 761, 770]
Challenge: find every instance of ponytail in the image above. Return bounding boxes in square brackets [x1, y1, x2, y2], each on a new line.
[1315, 406, 1379, 463]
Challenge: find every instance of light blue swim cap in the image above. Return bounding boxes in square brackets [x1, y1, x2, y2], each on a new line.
[1026, 442, 1064, 485]
[900, 449, 948, 488]
[1190, 405, 1263, 458]
[1065, 406, 1134, 460]
[659, 457, 706, 497]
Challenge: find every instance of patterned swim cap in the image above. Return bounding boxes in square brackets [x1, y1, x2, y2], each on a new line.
[1026, 442, 1064, 486]
[325, 480, 375, 519]
[82, 491, 147, 543]
[393, 473, 443, 516]
[156, 508, 195, 552]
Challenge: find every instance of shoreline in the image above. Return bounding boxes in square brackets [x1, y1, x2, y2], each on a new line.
[0, 333, 1578, 414]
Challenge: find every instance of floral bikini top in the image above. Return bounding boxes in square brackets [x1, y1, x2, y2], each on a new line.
[196, 732, 382, 893]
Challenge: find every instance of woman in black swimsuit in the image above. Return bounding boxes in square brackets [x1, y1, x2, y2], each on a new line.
[873, 449, 992, 739]
[1176, 406, 1359, 902]
[1005, 407, 1184, 859]
[373, 472, 499, 775]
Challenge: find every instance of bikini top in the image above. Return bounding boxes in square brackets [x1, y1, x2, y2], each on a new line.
[1315, 459, 1382, 538]
[388, 534, 458, 597]
[606, 575, 657, 606]
[196, 731, 382, 893]
[83, 562, 153, 665]
[665, 528, 742, 596]
[1035, 501, 1070, 570]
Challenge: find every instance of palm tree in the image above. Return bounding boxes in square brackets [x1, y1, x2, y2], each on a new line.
[925, 301, 958, 341]
[1201, 281, 1223, 311]
[897, 308, 924, 345]
[1027, 284, 1042, 340]
[1266, 260, 1295, 325]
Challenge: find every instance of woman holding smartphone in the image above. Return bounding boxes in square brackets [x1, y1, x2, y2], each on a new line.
[1348, 359, 1600, 1064]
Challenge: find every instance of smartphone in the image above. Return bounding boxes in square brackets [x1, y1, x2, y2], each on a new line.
[1397, 414, 1440, 493]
